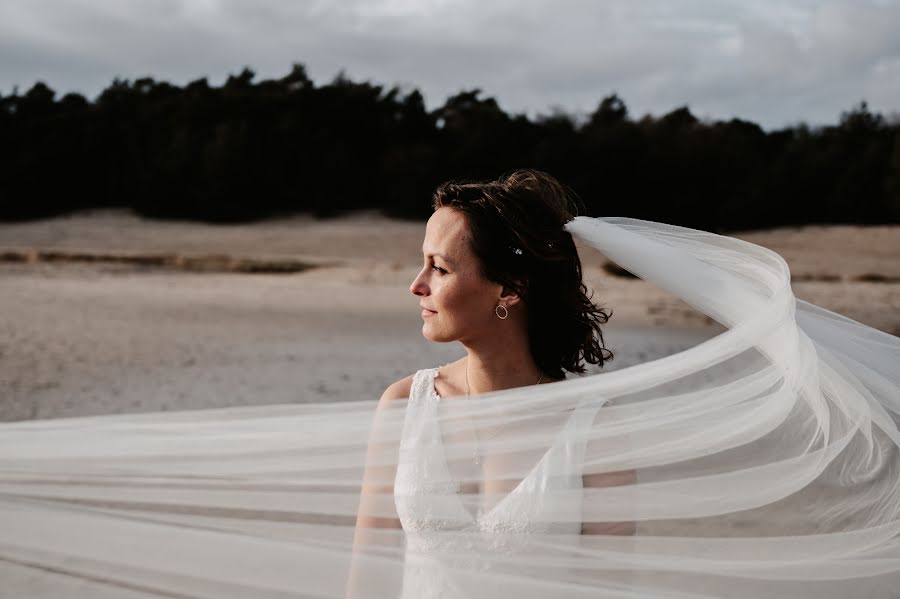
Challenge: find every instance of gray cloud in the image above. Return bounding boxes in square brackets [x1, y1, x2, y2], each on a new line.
[1, 0, 898, 129]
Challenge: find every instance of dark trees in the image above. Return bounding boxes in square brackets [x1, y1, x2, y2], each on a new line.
[1, 67, 897, 230]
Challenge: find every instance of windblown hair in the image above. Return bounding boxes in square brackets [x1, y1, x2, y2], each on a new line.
[432, 169, 613, 379]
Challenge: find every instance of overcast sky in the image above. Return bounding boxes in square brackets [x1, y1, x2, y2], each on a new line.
[2, 0, 899, 129]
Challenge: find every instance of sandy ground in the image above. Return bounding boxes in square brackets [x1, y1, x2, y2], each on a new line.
[0, 210, 897, 422]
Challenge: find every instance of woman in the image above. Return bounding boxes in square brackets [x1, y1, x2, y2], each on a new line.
[348, 170, 636, 598]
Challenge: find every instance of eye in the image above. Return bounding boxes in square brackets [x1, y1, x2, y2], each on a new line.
[431, 265, 447, 274]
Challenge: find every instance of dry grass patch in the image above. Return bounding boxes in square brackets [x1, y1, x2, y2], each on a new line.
[0, 248, 321, 274]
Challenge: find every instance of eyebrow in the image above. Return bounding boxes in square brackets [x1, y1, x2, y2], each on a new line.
[424, 252, 455, 266]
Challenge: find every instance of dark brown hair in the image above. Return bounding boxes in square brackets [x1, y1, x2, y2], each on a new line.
[432, 169, 613, 379]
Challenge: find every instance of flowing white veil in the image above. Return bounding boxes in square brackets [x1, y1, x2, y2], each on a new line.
[1, 216, 899, 598]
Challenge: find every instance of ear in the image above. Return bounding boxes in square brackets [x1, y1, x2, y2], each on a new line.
[497, 281, 525, 307]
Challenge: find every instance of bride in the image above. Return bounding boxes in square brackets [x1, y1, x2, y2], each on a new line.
[349, 170, 636, 597]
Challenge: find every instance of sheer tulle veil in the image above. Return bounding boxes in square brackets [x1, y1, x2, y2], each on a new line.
[1, 216, 899, 598]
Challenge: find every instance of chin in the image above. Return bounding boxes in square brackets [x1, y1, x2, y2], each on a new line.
[421, 324, 453, 343]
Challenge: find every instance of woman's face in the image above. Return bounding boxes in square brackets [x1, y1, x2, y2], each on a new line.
[410, 207, 507, 343]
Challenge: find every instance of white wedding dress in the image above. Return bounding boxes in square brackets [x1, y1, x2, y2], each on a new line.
[394, 365, 608, 598]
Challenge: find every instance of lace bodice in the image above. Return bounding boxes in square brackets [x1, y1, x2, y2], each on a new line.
[393, 366, 603, 598]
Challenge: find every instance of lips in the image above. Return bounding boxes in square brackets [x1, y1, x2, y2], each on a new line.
[420, 305, 436, 313]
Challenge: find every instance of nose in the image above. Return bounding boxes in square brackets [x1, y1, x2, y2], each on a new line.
[410, 268, 429, 297]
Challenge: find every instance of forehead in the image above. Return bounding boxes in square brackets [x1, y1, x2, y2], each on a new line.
[422, 207, 470, 258]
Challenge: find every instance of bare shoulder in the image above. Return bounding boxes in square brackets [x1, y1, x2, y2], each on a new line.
[380, 374, 415, 403]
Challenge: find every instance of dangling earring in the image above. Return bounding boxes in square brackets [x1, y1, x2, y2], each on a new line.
[495, 304, 509, 319]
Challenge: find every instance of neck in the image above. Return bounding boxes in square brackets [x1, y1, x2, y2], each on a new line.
[461, 332, 546, 396]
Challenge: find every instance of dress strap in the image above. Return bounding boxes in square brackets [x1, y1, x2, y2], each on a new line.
[398, 368, 441, 449]
[409, 368, 441, 404]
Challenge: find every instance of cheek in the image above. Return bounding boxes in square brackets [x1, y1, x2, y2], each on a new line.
[428, 280, 453, 309]
[437, 280, 490, 315]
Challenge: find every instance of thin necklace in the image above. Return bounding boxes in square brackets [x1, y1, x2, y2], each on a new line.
[464, 360, 543, 465]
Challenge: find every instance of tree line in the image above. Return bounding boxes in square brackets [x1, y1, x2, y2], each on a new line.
[1, 63, 898, 230]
